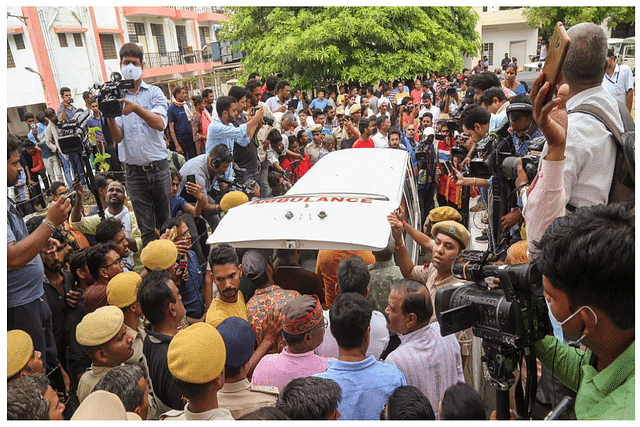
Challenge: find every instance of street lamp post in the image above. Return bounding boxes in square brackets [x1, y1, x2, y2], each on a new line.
[25, 66, 49, 107]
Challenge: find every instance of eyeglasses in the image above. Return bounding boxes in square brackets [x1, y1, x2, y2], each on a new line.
[102, 257, 123, 268]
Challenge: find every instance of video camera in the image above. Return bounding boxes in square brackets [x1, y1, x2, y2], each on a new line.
[216, 164, 259, 199]
[435, 249, 550, 349]
[251, 106, 275, 127]
[58, 109, 91, 155]
[94, 72, 135, 119]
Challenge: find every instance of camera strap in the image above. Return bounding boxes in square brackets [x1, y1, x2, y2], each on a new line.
[514, 347, 539, 419]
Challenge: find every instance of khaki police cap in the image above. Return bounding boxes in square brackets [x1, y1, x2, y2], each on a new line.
[107, 271, 142, 308]
[76, 306, 124, 347]
[167, 323, 226, 384]
[7, 330, 33, 378]
[431, 220, 471, 250]
[140, 239, 177, 270]
[428, 206, 463, 223]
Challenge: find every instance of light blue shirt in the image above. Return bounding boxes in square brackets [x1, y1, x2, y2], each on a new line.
[309, 97, 329, 112]
[205, 119, 250, 190]
[28, 123, 54, 159]
[114, 80, 168, 166]
[314, 355, 406, 420]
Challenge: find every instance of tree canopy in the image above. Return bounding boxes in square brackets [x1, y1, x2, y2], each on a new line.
[523, 7, 635, 38]
[221, 6, 480, 88]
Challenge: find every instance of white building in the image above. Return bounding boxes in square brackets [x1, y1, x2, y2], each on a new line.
[7, 6, 238, 137]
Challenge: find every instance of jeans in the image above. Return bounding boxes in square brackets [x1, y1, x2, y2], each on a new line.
[68, 153, 87, 186]
[60, 154, 74, 188]
[7, 297, 58, 372]
[124, 159, 172, 247]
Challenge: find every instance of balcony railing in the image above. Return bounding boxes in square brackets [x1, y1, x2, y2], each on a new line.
[142, 42, 226, 68]
[193, 6, 225, 14]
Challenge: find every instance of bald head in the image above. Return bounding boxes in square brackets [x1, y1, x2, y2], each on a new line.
[563, 22, 608, 86]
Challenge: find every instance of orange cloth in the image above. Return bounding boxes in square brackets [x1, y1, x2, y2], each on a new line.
[315, 250, 376, 308]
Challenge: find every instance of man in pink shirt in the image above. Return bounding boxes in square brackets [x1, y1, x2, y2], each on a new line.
[251, 295, 332, 390]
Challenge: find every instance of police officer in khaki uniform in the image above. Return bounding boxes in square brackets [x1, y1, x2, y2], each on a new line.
[7, 329, 46, 381]
[76, 306, 134, 403]
[107, 271, 164, 420]
[161, 323, 234, 420]
[216, 316, 279, 418]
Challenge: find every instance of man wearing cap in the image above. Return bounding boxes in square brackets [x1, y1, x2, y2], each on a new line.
[331, 107, 348, 148]
[205, 243, 249, 327]
[76, 305, 134, 403]
[106, 272, 149, 378]
[244, 250, 300, 354]
[252, 295, 332, 390]
[216, 317, 279, 418]
[383, 279, 463, 419]
[347, 103, 362, 123]
[388, 217, 473, 367]
[163, 323, 234, 420]
[7, 329, 46, 382]
[306, 124, 324, 165]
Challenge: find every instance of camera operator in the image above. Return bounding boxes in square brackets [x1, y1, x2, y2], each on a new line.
[57, 87, 87, 187]
[521, 74, 634, 420]
[106, 43, 172, 246]
[177, 144, 233, 232]
[205, 95, 264, 198]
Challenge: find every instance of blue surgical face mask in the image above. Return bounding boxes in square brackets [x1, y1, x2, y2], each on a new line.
[546, 301, 598, 346]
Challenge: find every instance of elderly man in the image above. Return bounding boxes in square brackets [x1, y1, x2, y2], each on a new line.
[384, 279, 464, 419]
[388, 218, 473, 367]
[252, 295, 332, 390]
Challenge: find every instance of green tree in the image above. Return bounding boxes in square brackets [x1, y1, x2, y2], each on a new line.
[523, 7, 635, 38]
[221, 6, 481, 88]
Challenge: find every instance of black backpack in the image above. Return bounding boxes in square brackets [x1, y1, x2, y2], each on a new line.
[568, 99, 634, 208]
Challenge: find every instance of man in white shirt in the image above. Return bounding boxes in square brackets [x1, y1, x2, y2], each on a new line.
[601, 48, 634, 113]
[372, 116, 391, 148]
[418, 93, 440, 124]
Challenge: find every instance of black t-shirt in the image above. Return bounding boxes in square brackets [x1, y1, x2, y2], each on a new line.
[143, 328, 184, 410]
[340, 137, 357, 150]
[501, 57, 511, 70]
[234, 138, 260, 173]
[261, 92, 275, 103]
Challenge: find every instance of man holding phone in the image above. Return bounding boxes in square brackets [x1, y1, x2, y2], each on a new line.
[540, 22, 624, 210]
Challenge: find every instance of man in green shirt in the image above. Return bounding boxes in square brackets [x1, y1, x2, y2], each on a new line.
[533, 203, 634, 420]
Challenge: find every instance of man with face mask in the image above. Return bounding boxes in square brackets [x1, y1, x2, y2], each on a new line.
[106, 43, 172, 247]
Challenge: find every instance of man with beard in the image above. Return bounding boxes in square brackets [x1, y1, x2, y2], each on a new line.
[70, 181, 143, 272]
[96, 218, 133, 272]
[205, 243, 249, 327]
[39, 225, 90, 395]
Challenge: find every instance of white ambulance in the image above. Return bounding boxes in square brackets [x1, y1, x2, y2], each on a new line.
[207, 148, 421, 263]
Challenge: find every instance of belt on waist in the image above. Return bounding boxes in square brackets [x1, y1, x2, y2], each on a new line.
[126, 159, 168, 172]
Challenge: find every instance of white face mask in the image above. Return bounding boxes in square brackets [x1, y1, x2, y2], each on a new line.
[121, 63, 143, 81]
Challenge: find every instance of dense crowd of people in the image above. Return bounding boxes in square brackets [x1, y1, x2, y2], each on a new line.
[7, 21, 634, 421]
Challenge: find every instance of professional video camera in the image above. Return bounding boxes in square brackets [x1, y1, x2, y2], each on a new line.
[435, 249, 551, 419]
[216, 164, 259, 199]
[94, 72, 135, 119]
[467, 119, 513, 179]
[501, 153, 541, 182]
[58, 109, 91, 155]
[56, 108, 105, 218]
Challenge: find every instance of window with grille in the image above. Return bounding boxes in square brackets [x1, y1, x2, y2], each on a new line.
[100, 34, 117, 60]
[58, 33, 68, 47]
[127, 22, 146, 43]
[176, 25, 188, 53]
[199, 26, 211, 48]
[7, 41, 15, 68]
[150, 24, 166, 54]
[14, 34, 25, 50]
[483, 42, 494, 66]
[73, 33, 83, 47]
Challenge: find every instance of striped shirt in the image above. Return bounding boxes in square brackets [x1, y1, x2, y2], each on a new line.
[384, 322, 464, 419]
